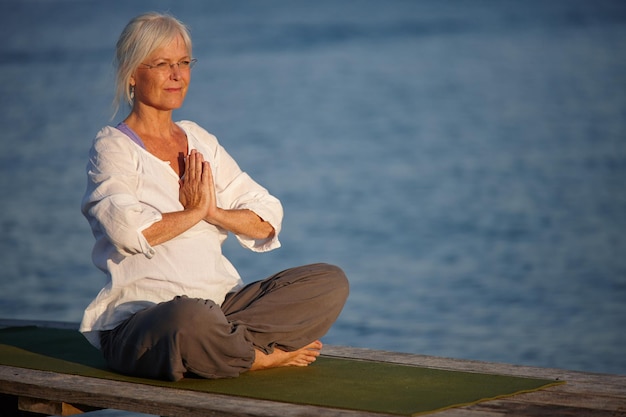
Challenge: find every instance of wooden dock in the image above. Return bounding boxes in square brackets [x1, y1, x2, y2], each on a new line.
[1, 319, 624, 417]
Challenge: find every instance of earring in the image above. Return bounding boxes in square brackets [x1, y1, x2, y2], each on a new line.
[130, 85, 135, 100]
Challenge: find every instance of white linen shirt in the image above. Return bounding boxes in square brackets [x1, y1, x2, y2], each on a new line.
[79, 120, 282, 348]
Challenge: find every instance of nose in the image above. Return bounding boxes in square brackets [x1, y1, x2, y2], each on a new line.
[170, 63, 182, 80]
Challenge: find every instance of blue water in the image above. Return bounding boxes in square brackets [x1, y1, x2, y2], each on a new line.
[1, 0, 626, 395]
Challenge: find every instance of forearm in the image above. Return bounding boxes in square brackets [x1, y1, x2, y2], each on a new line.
[142, 208, 205, 247]
[206, 208, 275, 240]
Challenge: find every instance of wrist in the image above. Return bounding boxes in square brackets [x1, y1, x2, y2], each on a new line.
[204, 207, 224, 227]
[185, 206, 207, 224]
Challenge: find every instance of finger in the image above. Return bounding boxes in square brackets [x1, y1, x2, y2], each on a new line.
[182, 152, 191, 180]
[201, 161, 215, 200]
[191, 152, 204, 180]
[195, 152, 206, 171]
[186, 150, 197, 180]
[201, 161, 212, 182]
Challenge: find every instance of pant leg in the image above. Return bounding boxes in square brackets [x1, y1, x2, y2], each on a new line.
[100, 296, 255, 381]
[221, 263, 349, 353]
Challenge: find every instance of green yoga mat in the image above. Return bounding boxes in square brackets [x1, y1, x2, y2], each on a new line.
[0, 326, 562, 416]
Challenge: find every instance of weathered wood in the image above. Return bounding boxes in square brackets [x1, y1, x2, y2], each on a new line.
[0, 365, 383, 417]
[0, 392, 43, 417]
[1, 319, 625, 417]
[18, 396, 97, 416]
[512, 389, 626, 411]
[463, 399, 625, 417]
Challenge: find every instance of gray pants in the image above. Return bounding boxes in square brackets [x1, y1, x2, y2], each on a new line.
[100, 263, 349, 381]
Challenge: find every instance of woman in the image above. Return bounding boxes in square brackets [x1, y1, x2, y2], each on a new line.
[80, 12, 349, 381]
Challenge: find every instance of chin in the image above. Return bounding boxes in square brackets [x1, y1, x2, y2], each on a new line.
[159, 101, 185, 111]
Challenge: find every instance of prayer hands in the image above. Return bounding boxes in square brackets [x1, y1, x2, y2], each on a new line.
[179, 149, 216, 217]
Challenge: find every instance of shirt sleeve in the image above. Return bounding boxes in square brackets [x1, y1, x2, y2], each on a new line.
[222, 171, 283, 252]
[81, 127, 162, 258]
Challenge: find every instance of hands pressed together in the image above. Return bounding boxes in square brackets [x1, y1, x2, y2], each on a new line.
[143, 149, 274, 247]
[178, 149, 218, 222]
[177, 149, 275, 241]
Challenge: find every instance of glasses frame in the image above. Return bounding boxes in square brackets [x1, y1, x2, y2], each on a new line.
[139, 58, 198, 72]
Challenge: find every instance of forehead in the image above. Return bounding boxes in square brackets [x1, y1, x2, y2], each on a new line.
[148, 35, 190, 59]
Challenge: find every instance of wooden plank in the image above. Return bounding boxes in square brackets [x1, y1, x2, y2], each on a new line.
[515, 384, 626, 408]
[462, 399, 623, 417]
[2, 319, 625, 417]
[17, 396, 98, 416]
[428, 389, 626, 417]
[0, 365, 387, 417]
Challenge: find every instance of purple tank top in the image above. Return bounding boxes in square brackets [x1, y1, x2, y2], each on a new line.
[116, 122, 146, 149]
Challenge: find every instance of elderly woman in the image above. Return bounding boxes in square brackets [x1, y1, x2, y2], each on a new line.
[79, 12, 348, 381]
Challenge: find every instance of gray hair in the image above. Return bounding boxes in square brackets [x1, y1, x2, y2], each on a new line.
[113, 12, 193, 117]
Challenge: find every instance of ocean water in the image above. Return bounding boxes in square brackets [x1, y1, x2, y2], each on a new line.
[1, 1, 626, 406]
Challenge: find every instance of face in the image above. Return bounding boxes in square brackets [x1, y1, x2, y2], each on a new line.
[130, 35, 191, 112]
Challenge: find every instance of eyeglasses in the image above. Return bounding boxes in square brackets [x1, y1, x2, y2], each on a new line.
[139, 59, 197, 73]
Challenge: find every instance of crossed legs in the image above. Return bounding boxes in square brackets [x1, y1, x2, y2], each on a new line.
[100, 263, 349, 381]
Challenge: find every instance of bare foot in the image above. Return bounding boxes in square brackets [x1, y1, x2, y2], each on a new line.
[249, 340, 323, 371]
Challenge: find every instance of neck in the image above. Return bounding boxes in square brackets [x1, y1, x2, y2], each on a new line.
[124, 105, 176, 138]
